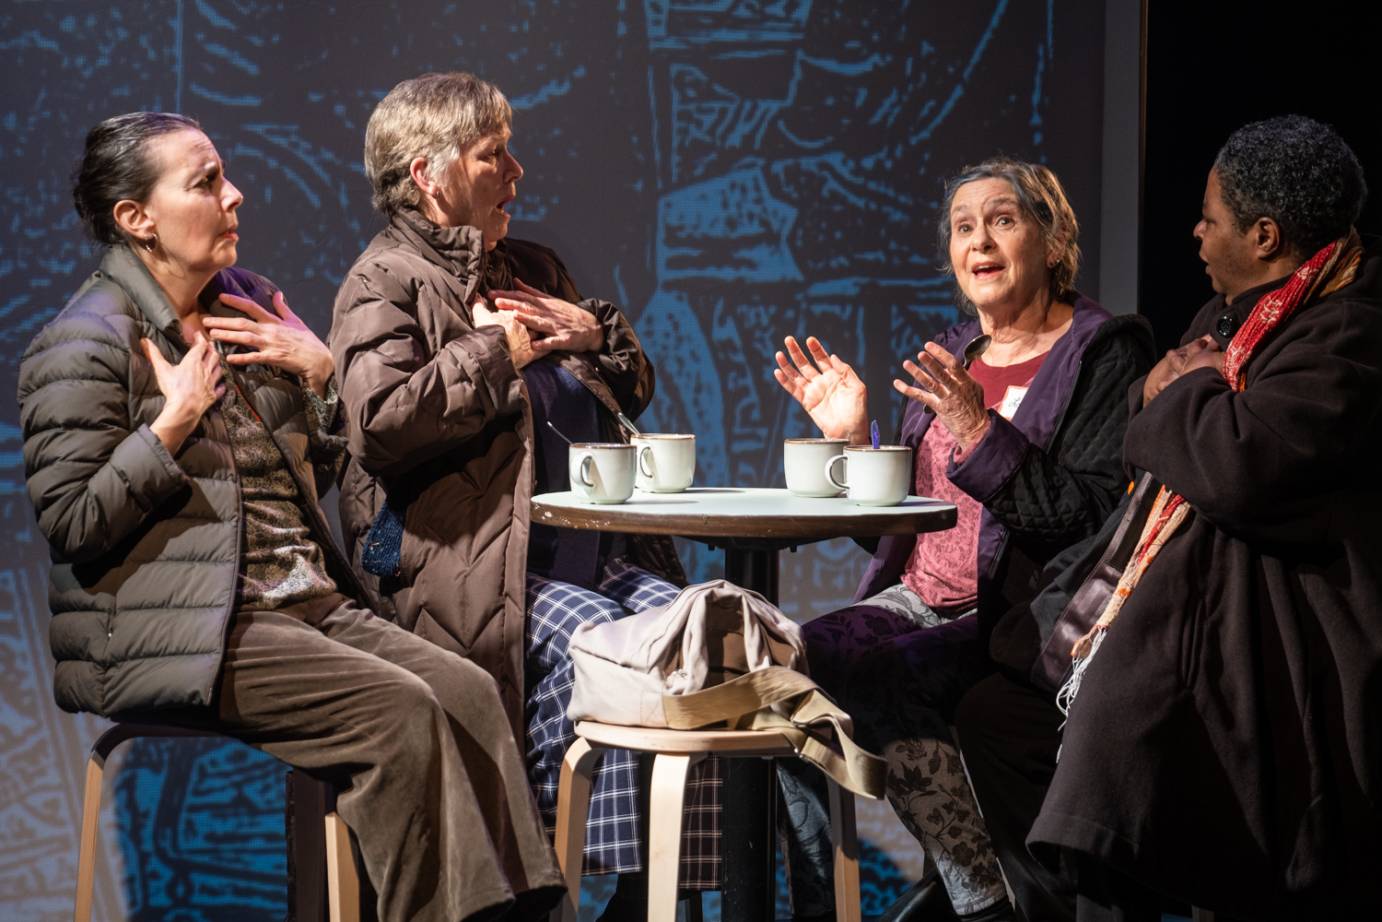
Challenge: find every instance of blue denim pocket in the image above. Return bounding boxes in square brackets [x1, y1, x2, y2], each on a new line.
[361, 497, 405, 578]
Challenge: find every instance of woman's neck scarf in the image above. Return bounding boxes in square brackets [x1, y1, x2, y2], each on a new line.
[1057, 230, 1364, 718]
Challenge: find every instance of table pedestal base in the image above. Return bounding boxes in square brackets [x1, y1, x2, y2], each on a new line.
[720, 543, 783, 922]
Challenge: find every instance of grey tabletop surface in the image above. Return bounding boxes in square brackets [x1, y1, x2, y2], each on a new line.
[531, 487, 957, 540]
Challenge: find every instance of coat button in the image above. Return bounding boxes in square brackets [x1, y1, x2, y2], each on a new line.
[1215, 311, 1238, 339]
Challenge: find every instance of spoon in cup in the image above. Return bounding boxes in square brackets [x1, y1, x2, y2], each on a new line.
[546, 420, 574, 445]
[615, 411, 642, 438]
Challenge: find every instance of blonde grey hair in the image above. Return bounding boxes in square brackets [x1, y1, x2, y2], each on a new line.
[938, 157, 1082, 313]
[363, 72, 512, 216]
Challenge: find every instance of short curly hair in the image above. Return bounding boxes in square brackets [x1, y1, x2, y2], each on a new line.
[364, 72, 511, 216]
[937, 157, 1081, 314]
[1214, 115, 1367, 258]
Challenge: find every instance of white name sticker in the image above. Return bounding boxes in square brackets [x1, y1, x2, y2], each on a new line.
[997, 386, 1029, 420]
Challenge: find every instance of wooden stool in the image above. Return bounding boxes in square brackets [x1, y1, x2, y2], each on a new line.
[73, 722, 360, 922]
[552, 720, 862, 922]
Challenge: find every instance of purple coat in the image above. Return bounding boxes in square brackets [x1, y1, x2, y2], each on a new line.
[856, 297, 1155, 667]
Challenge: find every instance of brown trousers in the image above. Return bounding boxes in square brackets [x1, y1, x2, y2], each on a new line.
[197, 594, 564, 921]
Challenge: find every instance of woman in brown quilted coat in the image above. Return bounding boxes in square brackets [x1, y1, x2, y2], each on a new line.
[329, 72, 715, 917]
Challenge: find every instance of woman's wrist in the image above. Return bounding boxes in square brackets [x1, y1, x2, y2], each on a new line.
[836, 411, 870, 445]
[302, 352, 334, 398]
[952, 414, 991, 452]
[150, 402, 201, 453]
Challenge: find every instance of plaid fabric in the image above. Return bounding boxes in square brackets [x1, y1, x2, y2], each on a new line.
[526, 559, 721, 887]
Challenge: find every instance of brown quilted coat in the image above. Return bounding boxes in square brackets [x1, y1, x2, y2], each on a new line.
[330, 209, 682, 734]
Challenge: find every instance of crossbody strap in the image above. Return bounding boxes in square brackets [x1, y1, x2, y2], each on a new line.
[663, 666, 885, 799]
[1032, 474, 1157, 690]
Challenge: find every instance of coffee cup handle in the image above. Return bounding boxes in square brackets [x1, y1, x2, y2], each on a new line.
[825, 454, 848, 491]
[577, 454, 596, 488]
[638, 445, 655, 478]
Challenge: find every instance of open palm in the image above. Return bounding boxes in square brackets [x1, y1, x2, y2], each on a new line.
[773, 335, 868, 442]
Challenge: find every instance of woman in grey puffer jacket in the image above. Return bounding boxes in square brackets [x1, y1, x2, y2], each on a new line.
[18, 111, 563, 922]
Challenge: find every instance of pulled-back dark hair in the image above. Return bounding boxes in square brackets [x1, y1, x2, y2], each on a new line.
[1215, 115, 1367, 258]
[72, 112, 201, 245]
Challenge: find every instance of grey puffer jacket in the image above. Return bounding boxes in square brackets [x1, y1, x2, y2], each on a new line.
[18, 245, 360, 716]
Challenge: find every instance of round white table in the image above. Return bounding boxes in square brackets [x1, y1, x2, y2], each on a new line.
[531, 486, 956, 542]
[533, 486, 956, 919]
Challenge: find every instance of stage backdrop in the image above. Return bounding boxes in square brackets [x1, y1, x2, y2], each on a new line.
[0, 1, 1108, 918]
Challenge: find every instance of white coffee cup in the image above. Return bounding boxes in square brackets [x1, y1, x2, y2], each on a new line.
[632, 434, 696, 493]
[824, 445, 913, 505]
[569, 443, 637, 504]
[784, 437, 849, 496]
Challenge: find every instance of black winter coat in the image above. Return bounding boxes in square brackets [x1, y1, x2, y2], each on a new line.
[1031, 252, 1382, 918]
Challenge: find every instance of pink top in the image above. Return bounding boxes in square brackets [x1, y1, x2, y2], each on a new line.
[901, 351, 1048, 612]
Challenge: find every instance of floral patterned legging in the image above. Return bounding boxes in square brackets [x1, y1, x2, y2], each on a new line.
[778, 584, 1007, 917]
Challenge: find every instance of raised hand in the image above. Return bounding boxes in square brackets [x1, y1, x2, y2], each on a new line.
[142, 332, 224, 453]
[491, 278, 603, 355]
[773, 335, 869, 443]
[894, 342, 990, 449]
[473, 300, 537, 369]
[204, 291, 334, 396]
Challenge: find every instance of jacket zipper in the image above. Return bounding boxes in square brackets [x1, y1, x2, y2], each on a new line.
[204, 374, 244, 705]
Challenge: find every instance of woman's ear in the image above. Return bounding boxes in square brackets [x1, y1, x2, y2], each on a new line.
[112, 199, 154, 244]
[1046, 238, 1064, 270]
[1251, 216, 1285, 261]
[409, 157, 436, 198]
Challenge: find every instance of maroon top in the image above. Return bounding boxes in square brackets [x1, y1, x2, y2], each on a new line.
[901, 350, 1048, 612]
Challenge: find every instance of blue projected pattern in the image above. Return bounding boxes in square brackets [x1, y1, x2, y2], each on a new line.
[0, 1, 1102, 917]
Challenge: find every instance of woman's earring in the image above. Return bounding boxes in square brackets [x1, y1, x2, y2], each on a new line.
[142, 234, 158, 253]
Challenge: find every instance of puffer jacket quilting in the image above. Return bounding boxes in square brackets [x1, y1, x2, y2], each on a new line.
[19, 245, 357, 716]
[331, 211, 684, 736]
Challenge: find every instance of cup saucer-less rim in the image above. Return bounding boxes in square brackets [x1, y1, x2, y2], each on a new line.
[843, 445, 910, 453]
[784, 437, 848, 445]
[633, 433, 695, 441]
[570, 442, 636, 450]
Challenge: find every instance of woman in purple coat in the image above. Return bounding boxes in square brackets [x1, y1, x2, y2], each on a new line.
[773, 158, 1154, 921]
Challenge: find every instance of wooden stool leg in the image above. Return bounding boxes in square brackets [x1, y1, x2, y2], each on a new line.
[827, 781, 862, 922]
[1192, 909, 1216, 922]
[648, 753, 695, 922]
[324, 812, 360, 922]
[73, 749, 107, 922]
[552, 737, 602, 922]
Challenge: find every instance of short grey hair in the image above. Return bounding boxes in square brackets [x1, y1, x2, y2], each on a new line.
[1214, 115, 1366, 259]
[363, 72, 512, 216]
[937, 157, 1082, 313]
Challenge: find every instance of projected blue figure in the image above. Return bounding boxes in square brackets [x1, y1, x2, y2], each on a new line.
[0, 0, 1093, 917]
[634, 0, 1059, 601]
